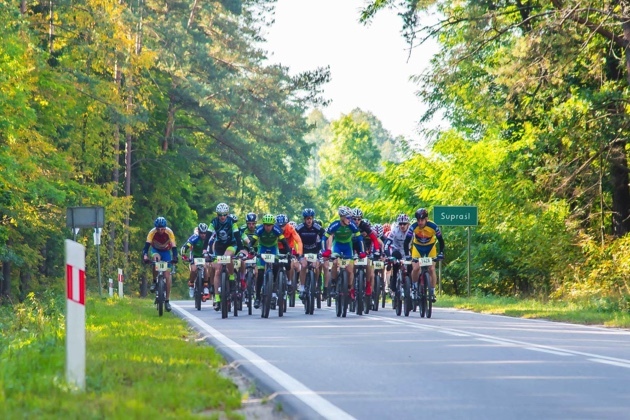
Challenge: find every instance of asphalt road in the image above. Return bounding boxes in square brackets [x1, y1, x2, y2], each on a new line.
[172, 298, 630, 420]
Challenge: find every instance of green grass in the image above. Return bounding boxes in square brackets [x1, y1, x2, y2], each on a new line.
[0, 292, 242, 419]
[437, 294, 630, 328]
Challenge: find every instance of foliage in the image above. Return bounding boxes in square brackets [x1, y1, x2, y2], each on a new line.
[0, 293, 242, 417]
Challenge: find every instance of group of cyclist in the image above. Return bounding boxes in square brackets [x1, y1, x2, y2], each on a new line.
[141, 203, 445, 314]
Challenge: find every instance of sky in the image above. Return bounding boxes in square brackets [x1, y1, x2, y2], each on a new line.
[262, 0, 440, 146]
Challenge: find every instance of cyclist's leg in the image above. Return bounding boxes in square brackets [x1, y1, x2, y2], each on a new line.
[411, 244, 421, 284]
[366, 263, 374, 295]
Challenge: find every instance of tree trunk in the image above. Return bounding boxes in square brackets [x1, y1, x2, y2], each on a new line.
[1, 239, 11, 297]
[610, 140, 630, 236]
[110, 58, 122, 267]
[163, 99, 176, 152]
[19, 270, 30, 301]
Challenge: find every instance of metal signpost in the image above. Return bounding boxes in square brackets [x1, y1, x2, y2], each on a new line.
[65, 239, 86, 390]
[434, 206, 478, 297]
[66, 206, 105, 296]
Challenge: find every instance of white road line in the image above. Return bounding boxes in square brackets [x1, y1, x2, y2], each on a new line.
[364, 313, 630, 364]
[172, 303, 356, 420]
[588, 358, 630, 369]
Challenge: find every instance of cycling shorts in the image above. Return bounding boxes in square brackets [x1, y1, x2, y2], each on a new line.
[411, 243, 436, 259]
[257, 245, 278, 269]
[332, 242, 353, 261]
[215, 244, 236, 256]
[150, 248, 173, 270]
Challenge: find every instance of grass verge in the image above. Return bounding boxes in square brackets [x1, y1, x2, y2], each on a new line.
[0, 292, 242, 419]
[437, 294, 630, 328]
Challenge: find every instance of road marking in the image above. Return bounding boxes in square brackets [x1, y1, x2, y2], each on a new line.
[588, 358, 630, 369]
[523, 347, 573, 356]
[172, 303, 356, 420]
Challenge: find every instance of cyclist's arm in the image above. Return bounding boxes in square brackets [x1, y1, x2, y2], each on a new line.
[290, 228, 302, 255]
[142, 242, 150, 256]
[403, 234, 411, 256]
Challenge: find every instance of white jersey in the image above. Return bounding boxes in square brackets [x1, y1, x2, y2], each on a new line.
[386, 225, 409, 253]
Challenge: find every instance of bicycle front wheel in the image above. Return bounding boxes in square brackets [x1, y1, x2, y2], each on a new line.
[261, 270, 273, 319]
[221, 271, 229, 319]
[277, 271, 286, 317]
[356, 270, 364, 316]
[157, 276, 165, 317]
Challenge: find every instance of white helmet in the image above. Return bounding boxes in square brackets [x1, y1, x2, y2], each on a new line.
[396, 213, 410, 224]
[216, 203, 229, 214]
[338, 206, 352, 217]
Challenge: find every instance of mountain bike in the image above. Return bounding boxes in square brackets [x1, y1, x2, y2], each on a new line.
[192, 257, 208, 311]
[353, 255, 369, 316]
[402, 257, 413, 317]
[371, 258, 385, 311]
[213, 254, 239, 319]
[330, 253, 351, 318]
[288, 270, 297, 308]
[415, 256, 437, 318]
[259, 253, 290, 318]
[325, 260, 333, 307]
[303, 253, 319, 315]
[388, 257, 405, 317]
[241, 253, 257, 315]
[153, 261, 169, 316]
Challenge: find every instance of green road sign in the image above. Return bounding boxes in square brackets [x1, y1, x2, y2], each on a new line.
[433, 206, 478, 226]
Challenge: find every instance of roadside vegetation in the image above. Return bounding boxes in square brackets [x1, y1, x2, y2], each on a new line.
[438, 294, 630, 328]
[0, 291, 244, 419]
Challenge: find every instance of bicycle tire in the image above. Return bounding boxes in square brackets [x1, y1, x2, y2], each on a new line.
[195, 269, 203, 311]
[316, 270, 322, 309]
[277, 270, 286, 317]
[395, 272, 402, 317]
[372, 274, 380, 311]
[262, 270, 272, 318]
[288, 272, 296, 308]
[157, 275, 164, 317]
[341, 270, 349, 317]
[233, 280, 239, 317]
[308, 270, 316, 315]
[335, 276, 342, 317]
[356, 270, 364, 316]
[246, 271, 254, 315]
[380, 274, 386, 309]
[426, 271, 432, 318]
[404, 275, 412, 317]
[420, 271, 428, 318]
[221, 271, 229, 319]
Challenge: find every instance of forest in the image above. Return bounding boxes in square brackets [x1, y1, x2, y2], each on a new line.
[1, 0, 630, 312]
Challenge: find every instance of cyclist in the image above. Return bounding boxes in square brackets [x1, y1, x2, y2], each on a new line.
[142, 216, 178, 312]
[180, 223, 212, 300]
[405, 208, 445, 302]
[383, 213, 412, 297]
[276, 214, 302, 291]
[351, 208, 381, 299]
[296, 208, 326, 300]
[250, 214, 292, 309]
[321, 206, 366, 301]
[208, 203, 244, 311]
[238, 212, 259, 290]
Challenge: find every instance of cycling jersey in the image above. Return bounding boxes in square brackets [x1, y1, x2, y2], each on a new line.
[296, 222, 325, 253]
[252, 225, 287, 249]
[144, 228, 176, 252]
[404, 220, 445, 257]
[323, 220, 363, 250]
[278, 223, 302, 254]
[352, 220, 380, 253]
[384, 225, 411, 256]
[209, 216, 243, 251]
[181, 233, 211, 258]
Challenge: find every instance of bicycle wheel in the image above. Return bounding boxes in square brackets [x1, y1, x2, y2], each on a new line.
[277, 271, 286, 317]
[194, 270, 203, 311]
[288, 272, 296, 308]
[395, 273, 402, 317]
[307, 270, 316, 315]
[233, 281, 239, 317]
[420, 271, 428, 318]
[262, 270, 273, 318]
[316, 270, 322, 309]
[157, 276, 164, 317]
[246, 271, 254, 316]
[356, 270, 364, 316]
[403, 276, 412, 317]
[380, 274, 386, 309]
[425, 272, 432, 318]
[221, 271, 229, 319]
[335, 276, 342, 317]
[341, 271, 349, 318]
[372, 274, 381, 312]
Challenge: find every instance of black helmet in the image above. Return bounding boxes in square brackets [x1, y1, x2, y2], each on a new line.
[246, 212, 257, 222]
[415, 208, 429, 220]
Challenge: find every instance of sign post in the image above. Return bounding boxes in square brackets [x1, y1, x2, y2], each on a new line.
[66, 206, 105, 295]
[434, 206, 478, 297]
[65, 239, 86, 391]
[118, 268, 124, 298]
[108, 278, 114, 297]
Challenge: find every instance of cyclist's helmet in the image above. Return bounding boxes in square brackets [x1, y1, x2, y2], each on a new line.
[289, 221, 297, 228]
[246, 212, 257, 223]
[216, 202, 229, 214]
[415, 208, 429, 220]
[197, 222, 208, 233]
[397, 213, 410, 224]
[302, 208, 316, 218]
[351, 208, 363, 218]
[276, 214, 288, 227]
[229, 213, 237, 222]
[262, 214, 275, 225]
[154, 217, 167, 228]
[338, 206, 352, 217]
[373, 223, 384, 237]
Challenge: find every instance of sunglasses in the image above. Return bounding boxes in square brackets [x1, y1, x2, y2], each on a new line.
[217, 213, 228, 217]
[399, 223, 409, 226]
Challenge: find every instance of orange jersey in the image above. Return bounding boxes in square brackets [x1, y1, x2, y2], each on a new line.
[278, 223, 302, 254]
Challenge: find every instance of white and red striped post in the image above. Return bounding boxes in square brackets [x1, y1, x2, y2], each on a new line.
[65, 239, 86, 390]
[118, 268, 123, 298]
